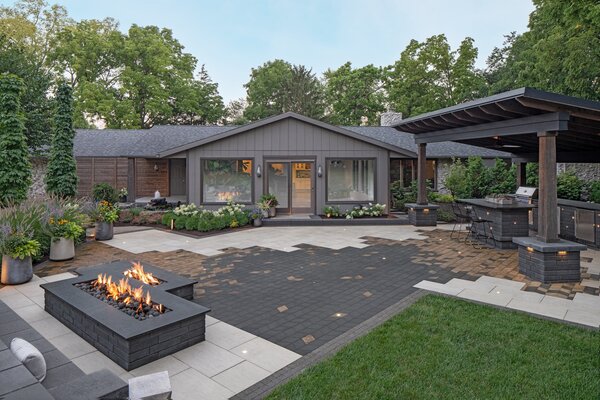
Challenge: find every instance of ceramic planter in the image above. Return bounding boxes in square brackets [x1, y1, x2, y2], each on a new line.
[261, 209, 269, 219]
[95, 221, 114, 241]
[50, 237, 75, 261]
[253, 218, 263, 227]
[269, 207, 277, 217]
[1, 255, 33, 285]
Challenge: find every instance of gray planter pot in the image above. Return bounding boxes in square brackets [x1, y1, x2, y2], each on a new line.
[253, 218, 263, 227]
[95, 221, 114, 241]
[1, 255, 33, 285]
[269, 207, 277, 217]
[50, 237, 75, 261]
[261, 209, 269, 219]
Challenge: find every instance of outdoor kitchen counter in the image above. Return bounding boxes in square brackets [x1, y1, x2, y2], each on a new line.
[457, 199, 536, 249]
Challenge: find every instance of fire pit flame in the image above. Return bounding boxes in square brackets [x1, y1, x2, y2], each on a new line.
[124, 262, 161, 286]
[83, 272, 168, 320]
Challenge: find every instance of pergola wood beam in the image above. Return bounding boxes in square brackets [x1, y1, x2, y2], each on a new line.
[414, 112, 570, 144]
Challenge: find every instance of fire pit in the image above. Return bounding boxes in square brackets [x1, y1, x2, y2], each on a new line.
[75, 273, 170, 320]
[41, 261, 209, 371]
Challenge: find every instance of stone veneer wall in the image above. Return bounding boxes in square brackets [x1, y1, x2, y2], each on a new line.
[557, 163, 600, 181]
[436, 159, 452, 194]
[29, 157, 48, 198]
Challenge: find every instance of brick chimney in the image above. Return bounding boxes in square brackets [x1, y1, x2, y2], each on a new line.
[380, 111, 403, 127]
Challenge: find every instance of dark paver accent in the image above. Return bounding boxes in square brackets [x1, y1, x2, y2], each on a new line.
[231, 290, 426, 400]
[192, 242, 459, 355]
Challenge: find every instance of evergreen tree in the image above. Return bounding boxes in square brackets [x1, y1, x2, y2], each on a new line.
[45, 83, 78, 197]
[0, 73, 31, 204]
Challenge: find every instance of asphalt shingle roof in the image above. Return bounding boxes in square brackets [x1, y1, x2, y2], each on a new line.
[342, 126, 512, 158]
[74, 124, 512, 159]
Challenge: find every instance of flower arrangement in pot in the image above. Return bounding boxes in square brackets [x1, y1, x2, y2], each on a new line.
[47, 216, 84, 261]
[118, 187, 128, 203]
[0, 225, 40, 285]
[93, 201, 119, 241]
[249, 209, 263, 227]
[259, 194, 279, 217]
[257, 200, 271, 219]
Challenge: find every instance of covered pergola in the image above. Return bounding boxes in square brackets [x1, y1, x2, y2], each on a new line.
[393, 87, 600, 282]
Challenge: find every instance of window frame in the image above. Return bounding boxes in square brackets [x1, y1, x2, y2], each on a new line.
[199, 157, 255, 205]
[325, 157, 377, 204]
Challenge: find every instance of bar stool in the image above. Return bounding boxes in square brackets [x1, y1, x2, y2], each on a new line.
[467, 207, 496, 248]
[451, 202, 471, 241]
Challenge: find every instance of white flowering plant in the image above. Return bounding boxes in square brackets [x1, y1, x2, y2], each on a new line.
[173, 203, 200, 216]
[345, 203, 386, 219]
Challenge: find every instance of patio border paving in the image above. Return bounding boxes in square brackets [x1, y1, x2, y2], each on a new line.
[231, 289, 427, 400]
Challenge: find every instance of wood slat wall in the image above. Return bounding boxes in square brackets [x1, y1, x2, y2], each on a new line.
[76, 157, 129, 197]
[134, 159, 169, 197]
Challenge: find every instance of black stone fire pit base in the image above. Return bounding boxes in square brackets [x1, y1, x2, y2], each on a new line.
[41, 262, 210, 371]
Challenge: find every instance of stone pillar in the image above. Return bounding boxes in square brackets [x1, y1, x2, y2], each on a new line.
[417, 143, 427, 205]
[515, 162, 527, 187]
[537, 132, 559, 243]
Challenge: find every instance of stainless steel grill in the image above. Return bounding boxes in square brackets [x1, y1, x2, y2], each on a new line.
[513, 186, 538, 204]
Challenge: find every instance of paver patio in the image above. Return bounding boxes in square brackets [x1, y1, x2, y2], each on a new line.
[2, 225, 598, 398]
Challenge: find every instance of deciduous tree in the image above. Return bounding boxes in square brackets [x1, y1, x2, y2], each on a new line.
[243, 60, 324, 121]
[386, 35, 486, 117]
[486, 0, 600, 101]
[323, 62, 385, 126]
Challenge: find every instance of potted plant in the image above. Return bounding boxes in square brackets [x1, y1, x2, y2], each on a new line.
[48, 216, 84, 261]
[94, 201, 119, 240]
[118, 187, 128, 203]
[0, 229, 40, 285]
[323, 205, 341, 218]
[259, 194, 279, 217]
[258, 201, 271, 219]
[249, 209, 263, 227]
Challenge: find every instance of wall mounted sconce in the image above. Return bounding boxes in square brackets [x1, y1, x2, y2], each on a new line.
[317, 165, 323, 177]
[153, 163, 159, 172]
[256, 164, 262, 177]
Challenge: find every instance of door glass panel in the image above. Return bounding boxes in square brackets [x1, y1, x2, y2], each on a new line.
[267, 163, 289, 209]
[292, 163, 312, 209]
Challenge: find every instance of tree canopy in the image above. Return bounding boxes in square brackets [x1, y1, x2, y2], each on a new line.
[323, 62, 386, 126]
[243, 60, 325, 121]
[486, 0, 600, 101]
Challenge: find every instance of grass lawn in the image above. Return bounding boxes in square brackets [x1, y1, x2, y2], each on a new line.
[268, 295, 600, 400]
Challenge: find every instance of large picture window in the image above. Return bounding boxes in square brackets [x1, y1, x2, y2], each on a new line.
[327, 159, 375, 202]
[202, 159, 253, 203]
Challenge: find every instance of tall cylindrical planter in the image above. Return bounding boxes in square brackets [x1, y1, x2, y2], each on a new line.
[269, 207, 277, 217]
[1, 255, 33, 285]
[49, 237, 75, 261]
[95, 221, 114, 241]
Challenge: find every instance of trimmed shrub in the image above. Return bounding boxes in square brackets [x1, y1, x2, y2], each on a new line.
[174, 215, 188, 230]
[437, 209, 456, 222]
[429, 193, 454, 203]
[185, 215, 199, 230]
[557, 172, 583, 200]
[92, 183, 118, 203]
[443, 158, 470, 198]
[162, 212, 175, 226]
[588, 181, 600, 203]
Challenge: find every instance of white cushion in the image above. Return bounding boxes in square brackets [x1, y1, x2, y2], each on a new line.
[10, 337, 47, 382]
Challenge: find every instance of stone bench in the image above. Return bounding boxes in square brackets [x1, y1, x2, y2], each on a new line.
[0, 300, 128, 399]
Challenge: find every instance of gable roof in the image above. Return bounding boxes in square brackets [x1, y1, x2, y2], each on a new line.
[156, 112, 417, 157]
[73, 114, 513, 159]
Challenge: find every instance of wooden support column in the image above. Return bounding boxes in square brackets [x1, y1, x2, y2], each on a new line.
[537, 132, 559, 243]
[515, 162, 527, 187]
[417, 143, 427, 205]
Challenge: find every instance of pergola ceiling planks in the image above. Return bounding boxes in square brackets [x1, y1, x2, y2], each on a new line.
[393, 88, 600, 160]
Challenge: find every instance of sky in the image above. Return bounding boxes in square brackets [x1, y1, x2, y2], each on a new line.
[2, 0, 536, 103]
